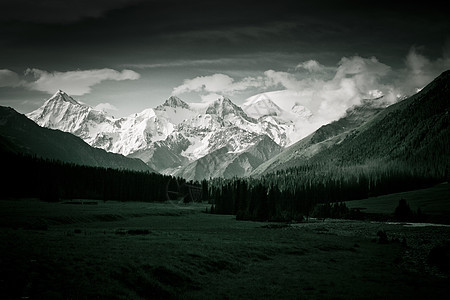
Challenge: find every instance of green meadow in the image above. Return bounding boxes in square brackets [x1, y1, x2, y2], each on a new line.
[345, 182, 450, 221]
[1, 198, 449, 299]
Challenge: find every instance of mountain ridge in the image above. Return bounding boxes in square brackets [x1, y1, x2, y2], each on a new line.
[0, 106, 153, 172]
[25, 70, 448, 181]
[26, 92, 309, 178]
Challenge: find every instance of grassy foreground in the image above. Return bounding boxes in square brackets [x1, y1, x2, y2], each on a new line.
[0, 199, 449, 299]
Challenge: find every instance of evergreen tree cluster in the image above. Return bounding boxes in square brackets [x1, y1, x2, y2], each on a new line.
[207, 160, 445, 222]
[393, 198, 427, 222]
[1, 152, 194, 202]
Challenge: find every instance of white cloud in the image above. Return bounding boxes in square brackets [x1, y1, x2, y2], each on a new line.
[242, 48, 448, 144]
[260, 56, 396, 122]
[94, 102, 119, 113]
[0, 69, 21, 87]
[173, 56, 398, 122]
[200, 93, 224, 103]
[25, 68, 140, 95]
[397, 46, 450, 95]
[263, 70, 307, 91]
[295, 60, 326, 72]
[172, 73, 263, 96]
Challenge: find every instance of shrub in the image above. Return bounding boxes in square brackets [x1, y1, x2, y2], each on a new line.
[394, 199, 413, 222]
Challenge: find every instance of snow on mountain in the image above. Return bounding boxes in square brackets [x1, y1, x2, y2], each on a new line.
[174, 135, 282, 181]
[27, 90, 114, 141]
[206, 96, 253, 122]
[242, 93, 285, 119]
[171, 97, 268, 164]
[242, 92, 313, 146]
[27, 90, 172, 156]
[2, 106, 152, 172]
[244, 90, 309, 115]
[154, 96, 198, 125]
[26, 90, 312, 178]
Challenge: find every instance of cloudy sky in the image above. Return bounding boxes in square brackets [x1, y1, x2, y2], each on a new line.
[1, 0, 449, 118]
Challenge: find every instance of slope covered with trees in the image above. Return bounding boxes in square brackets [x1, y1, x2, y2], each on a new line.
[309, 70, 450, 169]
[0, 107, 201, 202]
[208, 71, 450, 221]
[1, 151, 192, 202]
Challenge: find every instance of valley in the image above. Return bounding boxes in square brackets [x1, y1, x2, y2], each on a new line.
[1, 199, 449, 299]
[2, 2, 449, 299]
[1, 64, 449, 300]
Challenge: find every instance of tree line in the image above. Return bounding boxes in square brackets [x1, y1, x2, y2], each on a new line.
[1, 152, 195, 202]
[2, 148, 446, 222]
[207, 160, 447, 222]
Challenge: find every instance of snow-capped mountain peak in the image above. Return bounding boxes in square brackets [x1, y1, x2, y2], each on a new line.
[156, 96, 190, 110]
[50, 89, 82, 106]
[26, 90, 93, 133]
[206, 96, 252, 121]
[242, 93, 284, 119]
[26, 90, 312, 178]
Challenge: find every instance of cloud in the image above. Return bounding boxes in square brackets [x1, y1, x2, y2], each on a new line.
[200, 93, 224, 103]
[172, 73, 263, 96]
[94, 102, 118, 113]
[244, 48, 449, 144]
[295, 60, 326, 72]
[25, 68, 140, 95]
[0, 69, 21, 87]
[123, 58, 242, 69]
[263, 70, 307, 91]
[397, 46, 450, 94]
[334, 56, 394, 100]
[173, 56, 397, 117]
[263, 56, 394, 118]
[242, 56, 403, 130]
[244, 56, 394, 141]
[171, 45, 450, 128]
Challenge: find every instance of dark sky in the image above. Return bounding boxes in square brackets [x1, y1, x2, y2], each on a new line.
[1, 0, 449, 116]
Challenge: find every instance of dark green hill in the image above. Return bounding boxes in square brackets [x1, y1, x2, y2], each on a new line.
[311, 70, 449, 170]
[0, 106, 154, 172]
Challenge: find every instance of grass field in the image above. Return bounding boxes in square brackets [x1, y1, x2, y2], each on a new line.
[345, 182, 450, 222]
[1, 198, 449, 299]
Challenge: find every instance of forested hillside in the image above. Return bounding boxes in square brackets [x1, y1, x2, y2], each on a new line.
[1, 152, 196, 203]
[208, 71, 450, 221]
[309, 70, 450, 168]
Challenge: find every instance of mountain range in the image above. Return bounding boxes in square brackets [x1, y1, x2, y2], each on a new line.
[26, 90, 313, 179]
[18, 71, 450, 180]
